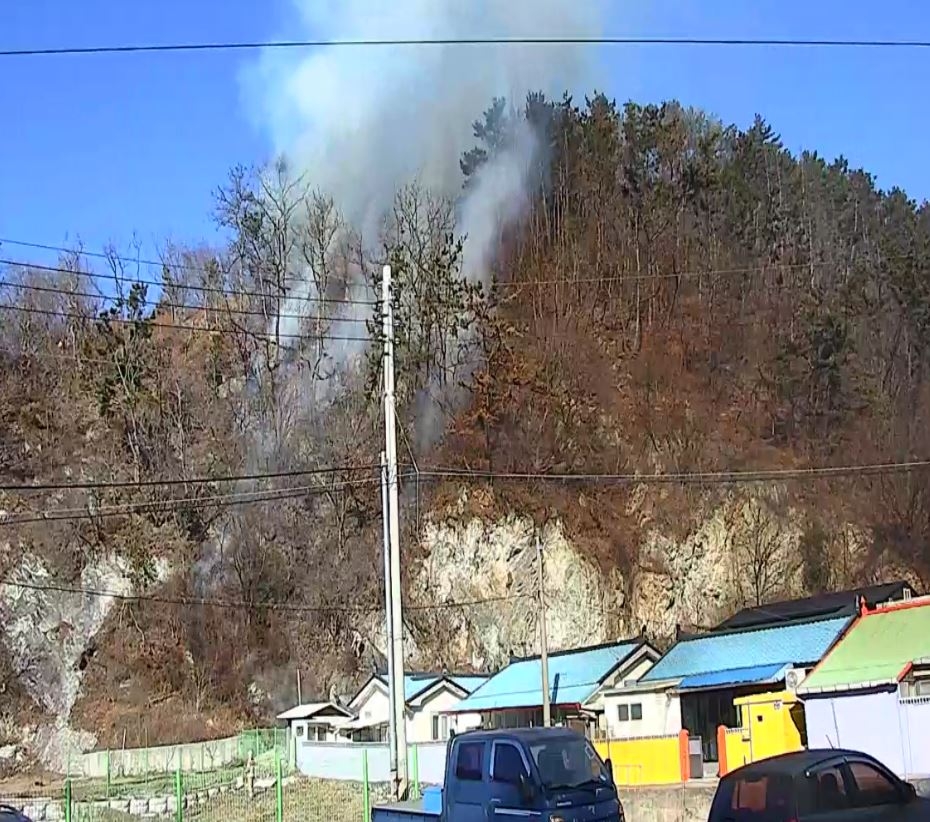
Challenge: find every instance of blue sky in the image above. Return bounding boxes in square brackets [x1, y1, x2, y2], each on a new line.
[1, 0, 929, 268]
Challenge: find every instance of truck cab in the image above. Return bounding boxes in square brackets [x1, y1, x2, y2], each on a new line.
[373, 727, 625, 822]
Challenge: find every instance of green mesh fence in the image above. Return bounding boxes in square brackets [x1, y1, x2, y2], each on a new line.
[236, 728, 287, 762]
[0, 751, 371, 822]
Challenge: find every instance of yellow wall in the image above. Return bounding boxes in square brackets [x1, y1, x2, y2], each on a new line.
[593, 734, 683, 786]
[724, 727, 752, 772]
[732, 690, 804, 766]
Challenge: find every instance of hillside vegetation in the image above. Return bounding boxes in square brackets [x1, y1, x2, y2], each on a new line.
[1, 94, 929, 753]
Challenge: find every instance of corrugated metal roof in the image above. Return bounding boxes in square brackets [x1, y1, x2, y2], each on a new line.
[453, 641, 642, 713]
[642, 616, 851, 683]
[677, 663, 789, 691]
[799, 599, 930, 694]
[404, 675, 441, 701]
[357, 674, 487, 702]
[715, 582, 914, 631]
[450, 675, 489, 694]
[276, 702, 350, 721]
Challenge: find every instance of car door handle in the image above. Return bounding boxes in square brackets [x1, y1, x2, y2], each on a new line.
[489, 798, 501, 805]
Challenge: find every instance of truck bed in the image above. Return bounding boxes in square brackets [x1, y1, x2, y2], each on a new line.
[370, 798, 441, 821]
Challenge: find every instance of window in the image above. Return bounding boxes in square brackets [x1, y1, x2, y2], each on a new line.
[809, 765, 849, 813]
[617, 705, 629, 722]
[492, 744, 528, 784]
[529, 738, 609, 788]
[714, 773, 796, 821]
[630, 703, 643, 721]
[455, 742, 484, 781]
[295, 725, 305, 737]
[846, 760, 901, 807]
[432, 715, 449, 740]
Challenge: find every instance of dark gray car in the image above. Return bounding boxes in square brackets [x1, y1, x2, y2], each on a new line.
[708, 749, 930, 821]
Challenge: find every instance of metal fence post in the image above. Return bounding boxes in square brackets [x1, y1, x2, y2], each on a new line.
[106, 747, 111, 798]
[64, 777, 72, 822]
[275, 749, 284, 822]
[410, 745, 420, 800]
[174, 765, 183, 822]
[362, 748, 370, 822]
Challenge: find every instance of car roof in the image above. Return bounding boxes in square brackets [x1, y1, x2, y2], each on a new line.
[723, 748, 869, 779]
[453, 727, 583, 744]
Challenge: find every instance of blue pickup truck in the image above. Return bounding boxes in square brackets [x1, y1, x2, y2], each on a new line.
[372, 727, 625, 822]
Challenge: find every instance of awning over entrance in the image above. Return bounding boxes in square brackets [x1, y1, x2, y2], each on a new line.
[678, 663, 790, 692]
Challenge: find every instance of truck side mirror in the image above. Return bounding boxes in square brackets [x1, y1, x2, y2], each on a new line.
[605, 758, 614, 783]
[902, 781, 918, 803]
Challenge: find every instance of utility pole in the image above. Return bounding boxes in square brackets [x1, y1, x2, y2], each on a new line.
[380, 451, 398, 786]
[296, 668, 302, 705]
[536, 532, 551, 727]
[382, 264, 408, 797]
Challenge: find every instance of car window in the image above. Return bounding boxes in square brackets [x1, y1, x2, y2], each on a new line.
[846, 760, 901, 808]
[710, 772, 796, 821]
[492, 743, 528, 784]
[455, 741, 485, 781]
[807, 764, 849, 813]
[529, 738, 609, 788]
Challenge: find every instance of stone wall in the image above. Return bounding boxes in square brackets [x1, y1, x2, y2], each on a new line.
[620, 783, 716, 822]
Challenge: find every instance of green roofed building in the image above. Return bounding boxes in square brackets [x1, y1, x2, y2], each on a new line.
[798, 595, 930, 779]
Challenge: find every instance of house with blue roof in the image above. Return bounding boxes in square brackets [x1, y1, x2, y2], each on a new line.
[605, 614, 853, 763]
[343, 671, 489, 743]
[447, 638, 660, 736]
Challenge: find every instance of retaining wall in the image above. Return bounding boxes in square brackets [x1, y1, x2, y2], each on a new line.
[621, 784, 717, 822]
[72, 735, 243, 778]
[296, 741, 447, 784]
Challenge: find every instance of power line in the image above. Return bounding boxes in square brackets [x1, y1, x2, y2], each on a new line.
[0, 577, 532, 614]
[0, 463, 379, 492]
[3, 36, 930, 59]
[503, 260, 821, 287]
[0, 475, 394, 525]
[1, 279, 373, 324]
[0, 302, 376, 343]
[417, 458, 930, 484]
[0, 237, 230, 276]
[5, 241, 886, 293]
[0, 257, 377, 308]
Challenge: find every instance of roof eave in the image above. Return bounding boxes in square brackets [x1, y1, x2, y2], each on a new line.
[798, 679, 900, 696]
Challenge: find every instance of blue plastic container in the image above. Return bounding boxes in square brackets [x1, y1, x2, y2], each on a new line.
[422, 786, 443, 814]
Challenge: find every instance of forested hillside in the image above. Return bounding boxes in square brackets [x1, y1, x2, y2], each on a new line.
[2, 94, 929, 760]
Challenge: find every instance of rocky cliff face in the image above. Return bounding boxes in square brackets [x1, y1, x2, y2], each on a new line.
[404, 488, 910, 669]
[0, 550, 169, 772]
[0, 486, 918, 775]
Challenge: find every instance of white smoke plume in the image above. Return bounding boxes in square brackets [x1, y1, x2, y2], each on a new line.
[245, 0, 607, 260]
[242, 0, 608, 446]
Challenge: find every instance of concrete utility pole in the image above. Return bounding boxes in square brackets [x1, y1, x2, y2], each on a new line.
[380, 451, 398, 784]
[536, 532, 551, 727]
[382, 264, 408, 797]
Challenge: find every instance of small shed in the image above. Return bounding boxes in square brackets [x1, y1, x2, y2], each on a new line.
[720, 689, 806, 774]
[276, 701, 353, 742]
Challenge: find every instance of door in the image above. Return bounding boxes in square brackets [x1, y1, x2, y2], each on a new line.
[799, 758, 924, 822]
[446, 739, 488, 822]
[488, 741, 535, 820]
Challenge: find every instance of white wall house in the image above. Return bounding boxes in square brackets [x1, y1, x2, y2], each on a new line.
[276, 702, 354, 743]
[602, 679, 682, 739]
[345, 673, 487, 744]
